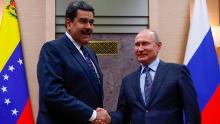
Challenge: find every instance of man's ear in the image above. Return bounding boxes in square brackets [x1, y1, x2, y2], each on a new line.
[66, 18, 72, 30]
[157, 41, 162, 49]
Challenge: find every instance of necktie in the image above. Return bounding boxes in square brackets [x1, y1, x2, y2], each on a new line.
[81, 46, 100, 84]
[144, 67, 153, 103]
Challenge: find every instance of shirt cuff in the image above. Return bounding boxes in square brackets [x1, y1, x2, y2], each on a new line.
[89, 110, 97, 121]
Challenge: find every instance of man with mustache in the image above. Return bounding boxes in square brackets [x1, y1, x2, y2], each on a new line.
[37, 1, 110, 124]
[110, 29, 201, 124]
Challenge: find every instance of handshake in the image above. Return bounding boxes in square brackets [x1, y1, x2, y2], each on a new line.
[92, 107, 111, 124]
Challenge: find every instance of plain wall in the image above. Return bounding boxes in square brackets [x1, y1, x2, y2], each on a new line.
[149, 0, 190, 63]
[16, 0, 45, 121]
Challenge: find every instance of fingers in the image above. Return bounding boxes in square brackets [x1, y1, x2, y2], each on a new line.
[94, 108, 111, 124]
[92, 119, 107, 124]
[96, 107, 103, 112]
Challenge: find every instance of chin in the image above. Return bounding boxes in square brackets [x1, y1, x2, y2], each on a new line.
[138, 59, 146, 63]
[80, 40, 89, 45]
[137, 58, 150, 64]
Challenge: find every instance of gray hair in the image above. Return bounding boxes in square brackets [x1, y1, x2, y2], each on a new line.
[150, 31, 160, 42]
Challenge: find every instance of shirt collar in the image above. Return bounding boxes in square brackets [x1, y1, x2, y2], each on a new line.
[65, 32, 81, 51]
[141, 57, 160, 74]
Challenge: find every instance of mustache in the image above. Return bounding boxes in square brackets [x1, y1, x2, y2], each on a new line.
[81, 29, 93, 35]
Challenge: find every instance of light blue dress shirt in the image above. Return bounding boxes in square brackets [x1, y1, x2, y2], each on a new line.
[140, 57, 160, 104]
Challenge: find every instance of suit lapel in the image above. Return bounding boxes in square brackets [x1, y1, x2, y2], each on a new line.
[62, 35, 102, 101]
[145, 61, 168, 107]
[85, 47, 104, 99]
[132, 67, 146, 107]
[87, 49, 102, 77]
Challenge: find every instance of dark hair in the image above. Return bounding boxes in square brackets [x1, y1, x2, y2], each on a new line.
[65, 1, 95, 27]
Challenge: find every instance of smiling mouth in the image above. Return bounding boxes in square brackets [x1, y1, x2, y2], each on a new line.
[82, 31, 91, 35]
[138, 56, 145, 58]
[138, 53, 148, 56]
[81, 29, 92, 35]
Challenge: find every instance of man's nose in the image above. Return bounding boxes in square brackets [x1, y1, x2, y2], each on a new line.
[138, 45, 144, 51]
[85, 22, 93, 28]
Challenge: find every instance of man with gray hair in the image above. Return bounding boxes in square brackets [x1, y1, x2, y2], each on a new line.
[110, 29, 201, 124]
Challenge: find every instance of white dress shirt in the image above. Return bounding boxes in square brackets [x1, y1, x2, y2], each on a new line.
[65, 32, 97, 121]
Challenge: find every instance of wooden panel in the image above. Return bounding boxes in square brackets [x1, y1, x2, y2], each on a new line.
[56, 0, 148, 16]
[55, 0, 148, 33]
[56, 16, 148, 25]
[56, 25, 148, 33]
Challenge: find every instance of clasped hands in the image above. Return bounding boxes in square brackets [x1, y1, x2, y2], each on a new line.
[92, 107, 111, 124]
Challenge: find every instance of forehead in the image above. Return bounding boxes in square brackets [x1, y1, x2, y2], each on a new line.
[135, 32, 155, 43]
[75, 9, 94, 18]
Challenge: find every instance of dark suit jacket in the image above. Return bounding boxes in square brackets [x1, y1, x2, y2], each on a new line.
[36, 35, 103, 124]
[111, 60, 201, 124]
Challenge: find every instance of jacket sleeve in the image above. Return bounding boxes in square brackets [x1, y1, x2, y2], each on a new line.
[37, 42, 93, 122]
[110, 78, 131, 124]
[178, 65, 201, 124]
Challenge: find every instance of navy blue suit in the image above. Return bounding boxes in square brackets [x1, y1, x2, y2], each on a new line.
[111, 61, 201, 124]
[37, 35, 103, 124]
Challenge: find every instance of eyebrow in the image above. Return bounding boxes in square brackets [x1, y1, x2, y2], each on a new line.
[79, 18, 94, 22]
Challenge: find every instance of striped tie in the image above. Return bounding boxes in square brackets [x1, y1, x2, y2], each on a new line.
[81, 46, 100, 84]
[144, 67, 153, 103]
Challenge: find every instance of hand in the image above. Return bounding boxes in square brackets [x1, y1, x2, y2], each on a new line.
[92, 107, 111, 124]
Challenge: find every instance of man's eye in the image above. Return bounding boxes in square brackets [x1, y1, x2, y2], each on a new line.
[134, 43, 139, 47]
[79, 18, 94, 25]
[89, 20, 94, 25]
[142, 42, 150, 46]
[79, 19, 87, 24]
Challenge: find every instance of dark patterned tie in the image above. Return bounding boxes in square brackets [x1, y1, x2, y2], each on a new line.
[81, 46, 100, 84]
[144, 67, 153, 103]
